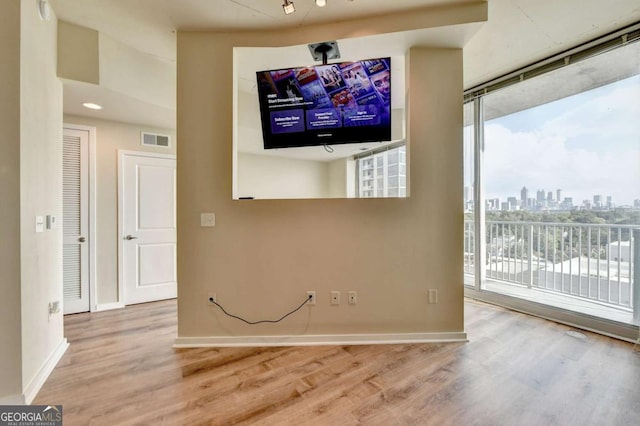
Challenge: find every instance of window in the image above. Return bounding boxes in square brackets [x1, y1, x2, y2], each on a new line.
[463, 28, 640, 340]
[357, 143, 407, 198]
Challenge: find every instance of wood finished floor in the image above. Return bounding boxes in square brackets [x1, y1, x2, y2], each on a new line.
[35, 299, 640, 425]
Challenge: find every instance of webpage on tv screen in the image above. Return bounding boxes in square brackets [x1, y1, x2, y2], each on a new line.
[270, 109, 305, 134]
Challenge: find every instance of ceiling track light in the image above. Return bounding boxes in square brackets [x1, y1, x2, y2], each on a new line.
[282, 0, 295, 15]
[283, 0, 329, 15]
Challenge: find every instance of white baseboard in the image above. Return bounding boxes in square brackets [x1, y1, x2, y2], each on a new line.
[23, 338, 69, 405]
[174, 332, 468, 348]
[0, 394, 25, 405]
[94, 302, 125, 312]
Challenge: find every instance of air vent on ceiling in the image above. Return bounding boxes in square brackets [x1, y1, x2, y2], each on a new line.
[141, 132, 170, 148]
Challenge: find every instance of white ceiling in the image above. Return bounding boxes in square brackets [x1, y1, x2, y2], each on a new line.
[49, 0, 640, 132]
[49, 0, 475, 60]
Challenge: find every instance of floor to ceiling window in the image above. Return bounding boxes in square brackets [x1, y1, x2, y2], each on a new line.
[464, 25, 640, 341]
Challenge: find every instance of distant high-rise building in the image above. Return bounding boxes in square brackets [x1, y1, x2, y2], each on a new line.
[594, 194, 602, 208]
[536, 189, 546, 202]
[528, 197, 535, 210]
[556, 189, 562, 202]
[547, 191, 553, 202]
[521, 186, 528, 203]
[562, 197, 573, 209]
[486, 199, 501, 211]
[635, 199, 640, 208]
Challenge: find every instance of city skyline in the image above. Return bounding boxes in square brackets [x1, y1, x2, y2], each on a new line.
[464, 74, 640, 206]
[463, 183, 635, 211]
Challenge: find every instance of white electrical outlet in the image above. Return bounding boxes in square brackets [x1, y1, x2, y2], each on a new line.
[48, 301, 60, 314]
[306, 291, 316, 305]
[428, 289, 438, 304]
[348, 291, 357, 305]
[48, 301, 60, 321]
[330, 291, 340, 305]
[208, 293, 217, 304]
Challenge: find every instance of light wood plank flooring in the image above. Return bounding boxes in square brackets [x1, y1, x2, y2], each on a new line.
[35, 299, 640, 425]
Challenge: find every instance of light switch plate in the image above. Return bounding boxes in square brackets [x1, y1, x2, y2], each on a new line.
[35, 216, 45, 233]
[200, 213, 215, 227]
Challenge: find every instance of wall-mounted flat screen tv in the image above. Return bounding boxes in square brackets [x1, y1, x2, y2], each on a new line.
[256, 57, 391, 149]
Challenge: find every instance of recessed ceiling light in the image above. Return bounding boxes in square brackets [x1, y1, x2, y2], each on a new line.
[82, 102, 102, 110]
[316, 0, 327, 6]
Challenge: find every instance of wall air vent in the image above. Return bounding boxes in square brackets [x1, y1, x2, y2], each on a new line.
[141, 132, 171, 148]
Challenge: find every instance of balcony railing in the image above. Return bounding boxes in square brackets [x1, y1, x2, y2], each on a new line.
[464, 220, 639, 314]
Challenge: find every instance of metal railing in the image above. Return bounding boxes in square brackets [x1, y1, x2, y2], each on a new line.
[464, 220, 638, 311]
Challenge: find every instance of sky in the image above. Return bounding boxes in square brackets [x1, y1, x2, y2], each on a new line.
[464, 74, 640, 207]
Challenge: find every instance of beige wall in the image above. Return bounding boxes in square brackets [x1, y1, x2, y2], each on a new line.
[177, 25, 466, 337]
[327, 157, 356, 198]
[19, 1, 64, 397]
[0, 0, 23, 402]
[238, 153, 330, 199]
[99, 33, 176, 111]
[238, 155, 357, 200]
[57, 21, 99, 84]
[64, 115, 176, 304]
[237, 153, 355, 200]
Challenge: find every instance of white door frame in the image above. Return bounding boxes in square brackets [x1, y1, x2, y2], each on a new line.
[117, 150, 177, 305]
[63, 123, 97, 312]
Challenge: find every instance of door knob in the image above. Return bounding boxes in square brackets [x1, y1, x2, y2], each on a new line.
[125, 235, 138, 240]
[78, 236, 86, 243]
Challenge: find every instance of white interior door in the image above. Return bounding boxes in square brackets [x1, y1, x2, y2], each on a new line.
[63, 128, 90, 314]
[121, 152, 177, 305]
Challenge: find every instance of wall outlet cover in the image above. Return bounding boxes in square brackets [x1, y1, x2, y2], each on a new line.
[306, 291, 316, 305]
[35, 216, 45, 233]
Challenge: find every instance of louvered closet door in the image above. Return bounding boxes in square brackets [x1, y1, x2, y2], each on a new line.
[63, 128, 90, 314]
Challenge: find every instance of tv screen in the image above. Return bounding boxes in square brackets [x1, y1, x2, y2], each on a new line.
[256, 57, 391, 149]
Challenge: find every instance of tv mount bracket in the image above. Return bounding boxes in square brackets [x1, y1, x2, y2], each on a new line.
[308, 41, 341, 65]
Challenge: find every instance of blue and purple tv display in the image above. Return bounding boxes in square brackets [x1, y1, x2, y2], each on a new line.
[256, 58, 391, 149]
